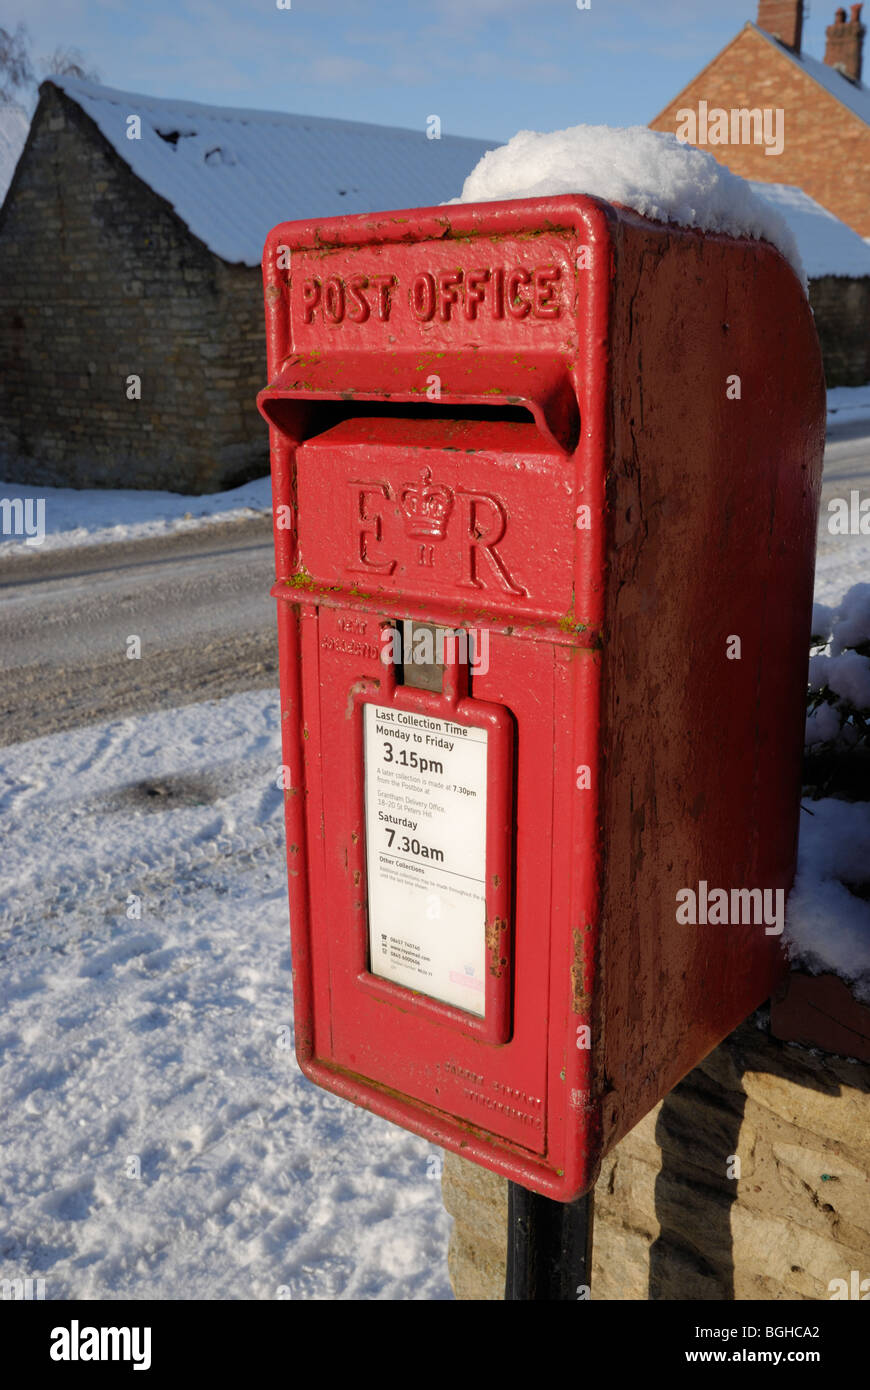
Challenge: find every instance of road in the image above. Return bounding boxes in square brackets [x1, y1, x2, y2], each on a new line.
[814, 420, 870, 604]
[0, 516, 277, 747]
[1, 427, 868, 748]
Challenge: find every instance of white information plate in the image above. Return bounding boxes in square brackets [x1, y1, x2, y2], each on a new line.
[363, 703, 488, 1016]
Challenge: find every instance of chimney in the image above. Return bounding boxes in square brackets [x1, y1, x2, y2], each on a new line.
[825, 4, 866, 81]
[757, 0, 804, 51]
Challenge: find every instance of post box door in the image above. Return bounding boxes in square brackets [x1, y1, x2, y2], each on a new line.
[297, 609, 573, 1156]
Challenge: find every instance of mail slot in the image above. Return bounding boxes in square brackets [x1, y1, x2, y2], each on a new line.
[257, 194, 824, 1200]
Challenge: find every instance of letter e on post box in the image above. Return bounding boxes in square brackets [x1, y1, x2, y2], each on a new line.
[257, 195, 824, 1200]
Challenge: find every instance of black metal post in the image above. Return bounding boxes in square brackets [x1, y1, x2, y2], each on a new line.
[505, 1182, 594, 1300]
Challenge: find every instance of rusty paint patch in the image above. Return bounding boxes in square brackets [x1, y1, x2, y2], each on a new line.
[486, 916, 508, 976]
[571, 925, 591, 1015]
[346, 679, 375, 721]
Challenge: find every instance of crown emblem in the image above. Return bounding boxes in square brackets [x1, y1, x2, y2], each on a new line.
[400, 467, 454, 540]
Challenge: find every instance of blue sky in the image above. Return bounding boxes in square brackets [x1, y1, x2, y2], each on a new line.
[8, 1, 838, 139]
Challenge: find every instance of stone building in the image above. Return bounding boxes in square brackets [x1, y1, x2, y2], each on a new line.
[0, 78, 492, 493]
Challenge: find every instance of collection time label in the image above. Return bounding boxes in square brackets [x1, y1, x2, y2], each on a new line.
[363, 704, 488, 1016]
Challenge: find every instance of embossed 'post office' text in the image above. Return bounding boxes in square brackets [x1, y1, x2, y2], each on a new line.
[300, 264, 564, 326]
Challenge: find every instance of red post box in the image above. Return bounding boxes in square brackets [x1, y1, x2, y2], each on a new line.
[257, 195, 824, 1201]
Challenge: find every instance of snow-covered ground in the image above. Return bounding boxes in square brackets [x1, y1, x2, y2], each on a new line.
[0, 693, 451, 1300]
[0, 640, 866, 1300]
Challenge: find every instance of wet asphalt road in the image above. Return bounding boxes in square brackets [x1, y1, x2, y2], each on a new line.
[0, 516, 278, 748]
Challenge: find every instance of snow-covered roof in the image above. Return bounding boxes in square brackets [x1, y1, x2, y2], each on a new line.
[749, 181, 870, 278]
[0, 103, 30, 206]
[46, 77, 495, 266]
[34, 79, 870, 286]
[751, 21, 870, 127]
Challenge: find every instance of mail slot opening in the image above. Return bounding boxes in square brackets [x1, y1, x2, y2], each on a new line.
[257, 351, 581, 452]
[261, 396, 544, 443]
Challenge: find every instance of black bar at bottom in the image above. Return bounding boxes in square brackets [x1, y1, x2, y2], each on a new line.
[505, 1182, 594, 1301]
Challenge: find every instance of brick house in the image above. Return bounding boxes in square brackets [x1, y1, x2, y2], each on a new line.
[0, 78, 492, 493]
[651, 2, 870, 239]
[650, 2, 870, 385]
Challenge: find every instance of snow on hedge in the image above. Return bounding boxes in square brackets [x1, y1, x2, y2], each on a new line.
[454, 124, 805, 288]
[787, 799, 870, 1001]
[793, 583, 870, 999]
[807, 584, 870, 749]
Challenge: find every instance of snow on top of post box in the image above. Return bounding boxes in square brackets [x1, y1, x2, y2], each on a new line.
[453, 124, 806, 290]
[45, 76, 495, 267]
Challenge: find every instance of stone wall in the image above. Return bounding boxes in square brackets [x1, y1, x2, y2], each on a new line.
[809, 274, 870, 387]
[442, 1013, 870, 1300]
[0, 84, 267, 493]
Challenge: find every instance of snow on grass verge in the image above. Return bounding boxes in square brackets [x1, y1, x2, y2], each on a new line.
[0, 691, 450, 1300]
[0, 474, 272, 557]
[827, 383, 870, 427]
